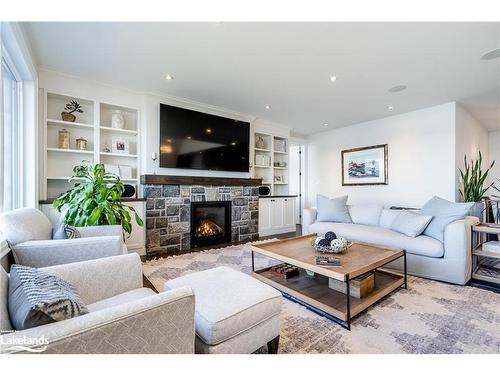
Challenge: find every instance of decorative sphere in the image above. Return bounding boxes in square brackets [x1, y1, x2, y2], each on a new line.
[314, 237, 325, 246]
[324, 231, 337, 242]
[330, 237, 349, 252]
[317, 238, 331, 248]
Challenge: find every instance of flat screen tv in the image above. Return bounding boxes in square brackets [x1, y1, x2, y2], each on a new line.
[159, 103, 250, 172]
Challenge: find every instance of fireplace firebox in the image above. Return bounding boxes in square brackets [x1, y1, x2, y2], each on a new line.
[190, 201, 232, 248]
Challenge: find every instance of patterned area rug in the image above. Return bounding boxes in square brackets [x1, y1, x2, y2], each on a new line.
[143, 242, 500, 354]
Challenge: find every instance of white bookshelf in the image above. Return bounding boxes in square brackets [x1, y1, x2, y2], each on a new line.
[42, 90, 141, 200]
[253, 132, 289, 195]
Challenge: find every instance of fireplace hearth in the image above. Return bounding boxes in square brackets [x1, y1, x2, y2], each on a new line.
[191, 201, 232, 248]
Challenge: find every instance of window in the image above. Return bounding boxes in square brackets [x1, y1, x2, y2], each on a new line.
[1, 53, 22, 212]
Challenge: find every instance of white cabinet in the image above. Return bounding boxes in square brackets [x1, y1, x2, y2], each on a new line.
[39, 200, 146, 256]
[258, 197, 296, 236]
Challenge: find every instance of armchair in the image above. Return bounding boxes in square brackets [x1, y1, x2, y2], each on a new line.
[0, 208, 126, 268]
[0, 253, 196, 354]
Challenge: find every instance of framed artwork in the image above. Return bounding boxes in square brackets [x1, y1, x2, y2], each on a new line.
[112, 136, 129, 154]
[341, 144, 388, 186]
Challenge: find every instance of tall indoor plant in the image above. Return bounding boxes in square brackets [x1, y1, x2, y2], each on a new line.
[53, 163, 143, 236]
[459, 151, 495, 220]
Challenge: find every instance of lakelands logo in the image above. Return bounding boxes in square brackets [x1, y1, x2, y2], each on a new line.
[0, 332, 50, 353]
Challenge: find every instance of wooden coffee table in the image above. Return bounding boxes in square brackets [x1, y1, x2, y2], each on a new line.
[251, 234, 407, 330]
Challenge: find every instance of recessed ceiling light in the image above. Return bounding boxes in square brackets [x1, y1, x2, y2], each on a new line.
[330, 76, 337, 82]
[388, 106, 394, 111]
[206, 128, 212, 133]
[481, 48, 500, 60]
[323, 123, 329, 127]
[265, 105, 270, 110]
[164, 74, 174, 80]
[388, 85, 407, 93]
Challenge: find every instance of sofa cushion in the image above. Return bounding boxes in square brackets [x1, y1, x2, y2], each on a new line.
[8, 265, 88, 330]
[379, 208, 401, 229]
[1, 267, 13, 331]
[165, 266, 281, 346]
[420, 196, 474, 242]
[87, 288, 156, 312]
[391, 210, 433, 237]
[309, 222, 444, 258]
[0, 208, 52, 246]
[348, 204, 383, 226]
[316, 195, 352, 223]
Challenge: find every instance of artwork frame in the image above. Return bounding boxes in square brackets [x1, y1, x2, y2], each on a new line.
[112, 136, 129, 154]
[341, 144, 388, 186]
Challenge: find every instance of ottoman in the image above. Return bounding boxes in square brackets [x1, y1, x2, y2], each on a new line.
[165, 266, 282, 354]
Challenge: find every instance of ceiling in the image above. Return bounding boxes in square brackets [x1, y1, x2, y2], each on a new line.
[24, 22, 500, 134]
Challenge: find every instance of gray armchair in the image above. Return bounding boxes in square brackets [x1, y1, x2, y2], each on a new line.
[0, 253, 195, 354]
[0, 208, 126, 268]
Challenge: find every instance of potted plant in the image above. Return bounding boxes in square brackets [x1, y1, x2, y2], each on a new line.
[62, 100, 84, 122]
[53, 162, 143, 236]
[459, 151, 495, 221]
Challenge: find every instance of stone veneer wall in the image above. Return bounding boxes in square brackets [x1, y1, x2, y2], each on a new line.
[143, 184, 259, 257]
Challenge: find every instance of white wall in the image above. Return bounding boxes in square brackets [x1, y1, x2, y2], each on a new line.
[38, 69, 290, 189]
[455, 104, 490, 201]
[307, 103, 457, 208]
[490, 130, 500, 191]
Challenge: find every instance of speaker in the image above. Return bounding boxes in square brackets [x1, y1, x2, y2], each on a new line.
[122, 184, 136, 198]
[258, 186, 271, 196]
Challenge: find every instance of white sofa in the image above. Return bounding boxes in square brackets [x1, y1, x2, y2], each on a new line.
[303, 204, 478, 285]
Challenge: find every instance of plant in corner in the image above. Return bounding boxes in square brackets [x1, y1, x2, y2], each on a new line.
[459, 151, 495, 220]
[53, 163, 143, 236]
[61, 100, 84, 122]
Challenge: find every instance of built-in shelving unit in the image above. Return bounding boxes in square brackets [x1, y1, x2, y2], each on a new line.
[253, 132, 289, 195]
[42, 90, 140, 200]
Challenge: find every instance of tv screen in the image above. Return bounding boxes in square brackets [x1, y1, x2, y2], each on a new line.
[159, 104, 250, 172]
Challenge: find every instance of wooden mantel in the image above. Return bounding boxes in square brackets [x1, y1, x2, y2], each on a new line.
[140, 174, 262, 186]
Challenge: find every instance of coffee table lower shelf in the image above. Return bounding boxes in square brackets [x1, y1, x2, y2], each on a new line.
[253, 267, 404, 328]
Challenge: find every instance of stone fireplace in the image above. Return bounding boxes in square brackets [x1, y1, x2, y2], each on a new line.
[141, 175, 261, 258]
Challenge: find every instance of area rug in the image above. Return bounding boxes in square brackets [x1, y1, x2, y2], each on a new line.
[143, 242, 500, 354]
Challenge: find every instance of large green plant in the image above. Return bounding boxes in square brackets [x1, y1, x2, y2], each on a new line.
[459, 151, 495, 202]
[53, 163, 143, 236]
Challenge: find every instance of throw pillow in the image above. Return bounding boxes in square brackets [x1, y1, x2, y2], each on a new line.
[390, 210, 433, 237]
[8, 265, 88, 330]
[52, 217, 67, 240]
[316, 195, 352, 223]
[420, 196, 474, 242]
[64, 225, 81, 239]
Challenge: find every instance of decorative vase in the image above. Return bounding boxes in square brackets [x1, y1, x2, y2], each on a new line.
[111, 110, 125, 129]
[470, 201, 484, 222]
[255, 136, 265, 149]
[58, 129, 70, 149]
[76, 137, 88, 151]
[61, 112, 76, 122]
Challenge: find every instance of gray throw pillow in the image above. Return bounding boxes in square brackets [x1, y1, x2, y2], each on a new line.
[64, 225, 81, 239]
[420, 196, 474, 242]
[316, 195, 352, 223]
[391, 210, 433, 237]
[8, 265, 88, 330]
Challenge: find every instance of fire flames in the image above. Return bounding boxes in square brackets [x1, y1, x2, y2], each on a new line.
[195, 219, 223, 238]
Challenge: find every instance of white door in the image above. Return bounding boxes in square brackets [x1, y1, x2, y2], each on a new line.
[271, 198, 284, 229]
[283, 198, 295, 227]
[258, 198, 272, 233]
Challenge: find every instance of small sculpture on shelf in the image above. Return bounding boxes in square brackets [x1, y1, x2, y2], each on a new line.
[255, 136, 265, 150]
[76, 137, 88, 151]
[111, 110, 125, 129]
[61, 100, 84, 122]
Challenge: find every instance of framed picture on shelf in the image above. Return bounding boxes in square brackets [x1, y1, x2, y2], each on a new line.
[341, 144, 388, 186]
[119, 165, 133, 179]
[112, 136, 129, 154]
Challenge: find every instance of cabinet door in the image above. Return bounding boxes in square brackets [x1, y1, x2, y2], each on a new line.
[283, 198, 296, 227]
[271, 198, 284, 229]
[258, 199, 272, 232]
